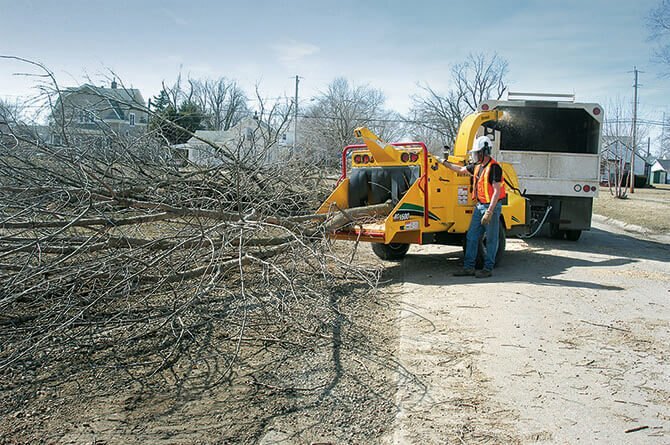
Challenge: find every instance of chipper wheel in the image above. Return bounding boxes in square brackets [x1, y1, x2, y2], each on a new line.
[372, 242, 410, 261]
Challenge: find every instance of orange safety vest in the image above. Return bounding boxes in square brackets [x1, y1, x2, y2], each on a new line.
[472, 159, 506, 204]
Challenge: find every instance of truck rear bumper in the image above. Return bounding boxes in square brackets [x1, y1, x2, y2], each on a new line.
[528, 195, 593, 231]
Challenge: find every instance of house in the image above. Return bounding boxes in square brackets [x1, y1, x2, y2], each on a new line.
[49, 80, 148, 145]
[650, 159, 670, 185]
[186, 115, 292, 166]
[600, 136, 652, 186]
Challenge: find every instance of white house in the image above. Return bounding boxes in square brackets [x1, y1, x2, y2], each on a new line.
[600, 136, 651, 184]
[650, 159, 670, 185]
[186, 116, 292, 166]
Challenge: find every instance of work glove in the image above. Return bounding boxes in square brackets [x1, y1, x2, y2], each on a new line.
[481, 210, 493, 226]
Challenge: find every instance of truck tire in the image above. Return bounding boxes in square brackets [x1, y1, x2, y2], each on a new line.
[474, 220, 506, 269]
[372, 242, 410, 261]
[549, 223, 565, 240]
[565, 229, 582, 241]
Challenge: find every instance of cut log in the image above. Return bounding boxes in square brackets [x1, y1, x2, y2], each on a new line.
[323, 201, 393, 232]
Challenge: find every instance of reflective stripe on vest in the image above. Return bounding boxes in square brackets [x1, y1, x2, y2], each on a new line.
[472, 159, 506, 204]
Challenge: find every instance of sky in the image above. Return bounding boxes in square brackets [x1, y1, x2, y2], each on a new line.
[1, 0, 668, 148]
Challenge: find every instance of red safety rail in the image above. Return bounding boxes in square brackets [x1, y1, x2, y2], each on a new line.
[340, 142, 430, 227]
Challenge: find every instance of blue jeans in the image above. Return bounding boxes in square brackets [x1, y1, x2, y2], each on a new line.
[463, 202, 502, 271]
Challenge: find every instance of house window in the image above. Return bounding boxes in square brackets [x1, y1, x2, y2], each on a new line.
[282, 133, 287, 141]
[52, 134, 62, 145]
[129, 112, 136, 127]
[78, 110, 95, 124]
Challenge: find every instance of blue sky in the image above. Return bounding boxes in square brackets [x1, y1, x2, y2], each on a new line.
[1, 0, 667, 126]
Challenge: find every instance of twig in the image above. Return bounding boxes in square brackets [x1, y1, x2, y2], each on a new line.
[624, 425, 649, 433]
[579, 320, 631, 333]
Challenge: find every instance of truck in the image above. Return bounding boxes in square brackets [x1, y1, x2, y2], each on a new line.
[316, 109, 528, 263]
[477, 93, 603, 241]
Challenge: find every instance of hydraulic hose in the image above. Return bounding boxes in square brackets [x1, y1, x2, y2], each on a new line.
[518, 205, 552, 239]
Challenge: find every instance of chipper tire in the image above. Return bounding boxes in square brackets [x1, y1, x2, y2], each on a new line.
[372, 242, 410, 261]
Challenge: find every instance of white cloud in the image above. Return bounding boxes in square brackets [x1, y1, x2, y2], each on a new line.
[271, 40, 320, 64]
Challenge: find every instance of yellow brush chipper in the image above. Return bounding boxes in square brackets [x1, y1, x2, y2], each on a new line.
[316, 110, 528, 263]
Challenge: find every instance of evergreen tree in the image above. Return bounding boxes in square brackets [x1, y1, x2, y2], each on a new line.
[150, 100, 203, 145]
[151, 90, 170, 113]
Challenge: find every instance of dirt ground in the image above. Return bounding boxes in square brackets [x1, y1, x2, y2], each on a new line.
[0, 258, 401, 445]
[2, 219, 668, 444]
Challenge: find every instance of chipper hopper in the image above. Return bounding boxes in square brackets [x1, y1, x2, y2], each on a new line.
[316, 110, 528, 262]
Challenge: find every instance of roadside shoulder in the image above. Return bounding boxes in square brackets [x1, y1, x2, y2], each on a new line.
[592, 214, 670, 244]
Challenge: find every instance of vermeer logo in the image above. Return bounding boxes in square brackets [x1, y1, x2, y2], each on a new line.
[393, 212, 411, 221]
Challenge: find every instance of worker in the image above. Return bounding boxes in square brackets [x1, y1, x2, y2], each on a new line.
[442, 135, 506, 278]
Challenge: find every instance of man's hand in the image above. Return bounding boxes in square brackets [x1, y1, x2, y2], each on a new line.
[481, 210, 493, 226]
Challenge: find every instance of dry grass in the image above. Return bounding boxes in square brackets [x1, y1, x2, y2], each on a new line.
[593, 185, 670, 233]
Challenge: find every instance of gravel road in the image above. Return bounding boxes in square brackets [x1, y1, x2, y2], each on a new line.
[384, 220, 670, 444]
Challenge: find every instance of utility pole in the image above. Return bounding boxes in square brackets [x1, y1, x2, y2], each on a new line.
[293, 75, 300, 152]
[647, 136, 651, 185]
[629, 67, 640, 194]
[662, 112, 667, 157]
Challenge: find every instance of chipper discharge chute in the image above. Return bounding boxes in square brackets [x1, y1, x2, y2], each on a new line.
[316, 110, 528, 262]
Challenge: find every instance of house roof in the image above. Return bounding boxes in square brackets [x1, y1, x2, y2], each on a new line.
[189, 117, 271, 144]
[67, 84, 144, 104]
[601, 137, 653, 164]
[656, 159, 670, 171]
[60, 84, 146, 120]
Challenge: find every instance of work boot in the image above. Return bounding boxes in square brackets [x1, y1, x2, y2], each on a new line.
[454, 268, 475, 276]
[475, 269, 492, 278]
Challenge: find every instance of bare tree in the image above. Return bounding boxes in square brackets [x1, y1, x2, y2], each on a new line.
[602, 98, 649, 197]
[648, 0, 670, 70]
[300, 77, 403, 165]
[408, 53, 508, 150]
[0, 98, 24, 124]
[656, 114, 670, 159]
[189, 77, 250, 131]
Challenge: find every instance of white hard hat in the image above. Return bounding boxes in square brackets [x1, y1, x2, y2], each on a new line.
[472, 135, 492, 152]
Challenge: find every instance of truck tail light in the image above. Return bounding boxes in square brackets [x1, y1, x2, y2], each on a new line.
[583, 185, 591, 192]
[409, 152, 419, 162]
[401, 152, 409, 162]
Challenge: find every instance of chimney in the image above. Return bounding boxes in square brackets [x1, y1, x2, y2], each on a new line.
[111, 79, 117, 89]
